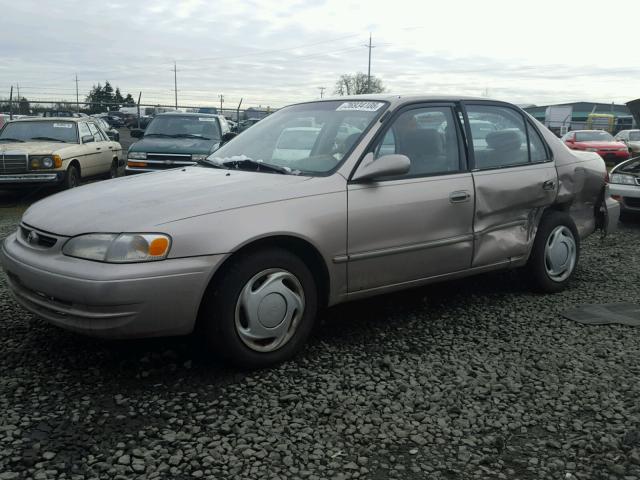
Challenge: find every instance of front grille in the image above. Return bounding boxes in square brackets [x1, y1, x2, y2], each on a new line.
[1, 153, 28, 174]
[624, 197, 640, 208]
[147, 153, 192, 162]
[20, 225, 57, 248]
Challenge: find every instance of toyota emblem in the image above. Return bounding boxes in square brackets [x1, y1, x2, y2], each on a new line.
[27, 231, 38, 244]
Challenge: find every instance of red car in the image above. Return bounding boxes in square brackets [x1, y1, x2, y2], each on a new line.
[562, 130, 630, 163]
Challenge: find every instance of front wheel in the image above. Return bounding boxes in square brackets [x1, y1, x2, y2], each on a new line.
[526, 211, 580, 293]
[198, 248, 318, 369]
[63, 164, 80, 189]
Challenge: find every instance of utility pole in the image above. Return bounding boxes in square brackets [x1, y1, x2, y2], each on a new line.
[219, 94, 224, 114]
[9, 86, 13, 120]
[364, 33, 375, 94]
[318, 86, 326, 99]
[75, 74, 80, 112]
[173, 61, 178, 109]
[137, 91, 142, 128]
[16, 83, 19, 101]
[236, 98, 243, 123]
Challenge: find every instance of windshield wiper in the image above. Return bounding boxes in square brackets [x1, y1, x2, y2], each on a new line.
[0, 137, 24, 142]
[29, 136, 65, 142]
[221, 158, 290, 174]
[144, 133, 173, 137]
[196, 158, 225, 169]
[171, 134, 212, 140]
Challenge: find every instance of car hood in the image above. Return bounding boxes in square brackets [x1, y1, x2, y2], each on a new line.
[22, 167, 318, 236]
[573, 141, 626, 149]
[128, 136, 219, 155]
[0, 142, 71, 154]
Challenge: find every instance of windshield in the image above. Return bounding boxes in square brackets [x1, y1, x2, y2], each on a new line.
[629, 131, 640, 141]
[209, 100, 387, 174]
[575, 131, 614, 142]
[619, 158, 640, 174]
[145, 115, 221, 140]
[0, 121, 78, 143]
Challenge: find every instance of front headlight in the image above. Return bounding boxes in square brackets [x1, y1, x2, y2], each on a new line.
[192, 154, 208, 161]
[610, 173, 637, 185]
[62, 233, 171, 263]
[29, 155, 62, 170]
[585, 148, 599, 152]
[128, 152, 147, 160]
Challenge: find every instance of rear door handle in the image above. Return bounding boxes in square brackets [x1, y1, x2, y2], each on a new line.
[543, 180, 556, 191]
[96, 147, 101, 151]
[449, 190, 471, 203]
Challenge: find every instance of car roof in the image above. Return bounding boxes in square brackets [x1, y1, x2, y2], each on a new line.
[572, 130, 612, 133]
[11, 117, 91, 123]
[156, 111, 220, 118]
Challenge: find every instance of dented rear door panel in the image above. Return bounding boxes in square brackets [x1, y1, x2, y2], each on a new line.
[471, 163, 557, 267]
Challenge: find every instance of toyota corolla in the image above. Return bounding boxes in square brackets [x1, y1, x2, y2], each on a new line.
[0, 96, 619, 368]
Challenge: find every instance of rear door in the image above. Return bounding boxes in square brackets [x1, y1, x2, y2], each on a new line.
[462, 102, 557, 267]
[87, 122, 113, 174]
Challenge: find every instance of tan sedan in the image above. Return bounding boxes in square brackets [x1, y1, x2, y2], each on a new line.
[0, 96, 618, 368]
[0, 117, 123, 188]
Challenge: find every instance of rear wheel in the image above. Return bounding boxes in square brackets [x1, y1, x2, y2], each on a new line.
[109, 159, 119, 179]
[526, 211, 580, 293]
[198, 248, 318, 368]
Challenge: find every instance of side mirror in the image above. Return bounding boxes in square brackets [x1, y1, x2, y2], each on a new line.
[82, 135, 95, 144]
[221, 132, 237, 144]
[106, 131, 116, 140]
[351, 153, 411, 182]
[130, 128, 144, 138]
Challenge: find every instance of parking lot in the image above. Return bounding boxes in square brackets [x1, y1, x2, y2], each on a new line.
[1, 181, 640, 479]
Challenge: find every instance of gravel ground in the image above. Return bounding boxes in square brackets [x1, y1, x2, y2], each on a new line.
[1, 199, 640, 480]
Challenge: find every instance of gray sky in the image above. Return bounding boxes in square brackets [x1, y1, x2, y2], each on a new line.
[2, 0, 639, 109]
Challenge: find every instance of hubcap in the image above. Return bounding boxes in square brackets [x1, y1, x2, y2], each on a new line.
[544, 225, 577, 282]
[234, 268, 305, 353]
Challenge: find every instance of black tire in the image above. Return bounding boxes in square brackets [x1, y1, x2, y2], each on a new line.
[63, 164, 80, 189]
[198, 248, 318, 369]
[109, 160, 119, 179]
[526, 211, 580, 293]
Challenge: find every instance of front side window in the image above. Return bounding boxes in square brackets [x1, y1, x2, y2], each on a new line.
[370, 106, 461, 178]
[629, 131, 640, 141]
[78, 122, 92, 141]
[0, 121, 78, 143]
[208, 100, 387, 175]
[466, 105, 529, 169]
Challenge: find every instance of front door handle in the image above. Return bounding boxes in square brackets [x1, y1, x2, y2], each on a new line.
[449, 190, 471, 203]
[543, 180, 556, 191]
[96, 147, 101, 151]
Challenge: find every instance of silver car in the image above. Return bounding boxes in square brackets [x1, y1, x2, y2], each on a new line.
[609, 156, 640, 214]
[0, 96, 619, 368]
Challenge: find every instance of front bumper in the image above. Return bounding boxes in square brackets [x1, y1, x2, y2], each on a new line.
[609, 183, 640, 212]
[0, 172, 63, 184]
[0, 231, 225, 338]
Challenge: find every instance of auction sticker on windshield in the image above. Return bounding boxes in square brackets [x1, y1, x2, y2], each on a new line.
[336, 101, 384, 112]
[53, 123, 73, 128]
[199, 117, 216, 122]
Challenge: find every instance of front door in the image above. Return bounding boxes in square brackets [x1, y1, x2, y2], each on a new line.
[462, 102, 558, 267]
[347, 104, 475, 293]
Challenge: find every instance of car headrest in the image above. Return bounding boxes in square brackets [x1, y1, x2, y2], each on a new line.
[486, 130, 522, 151]
[401, 129, 443, 156]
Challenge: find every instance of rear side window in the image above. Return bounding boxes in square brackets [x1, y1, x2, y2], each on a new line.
[466, 105, 529, 169]
[527, 122, 550, 162]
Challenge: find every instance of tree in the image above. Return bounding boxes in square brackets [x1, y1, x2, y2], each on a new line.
[18, 97, 30, 115]
[334, 72, 386, 96]
[114, 88, 124, 104]
[123, 93, 135, 106]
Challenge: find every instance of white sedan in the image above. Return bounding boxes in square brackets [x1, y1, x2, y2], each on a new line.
[609, 157, 640, 214]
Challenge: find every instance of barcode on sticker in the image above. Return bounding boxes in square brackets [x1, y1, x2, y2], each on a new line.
[336, 102, 384, 112]
[53, 123, 73, 128]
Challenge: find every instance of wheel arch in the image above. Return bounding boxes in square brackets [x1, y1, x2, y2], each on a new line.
[200, 234, 331, 312]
